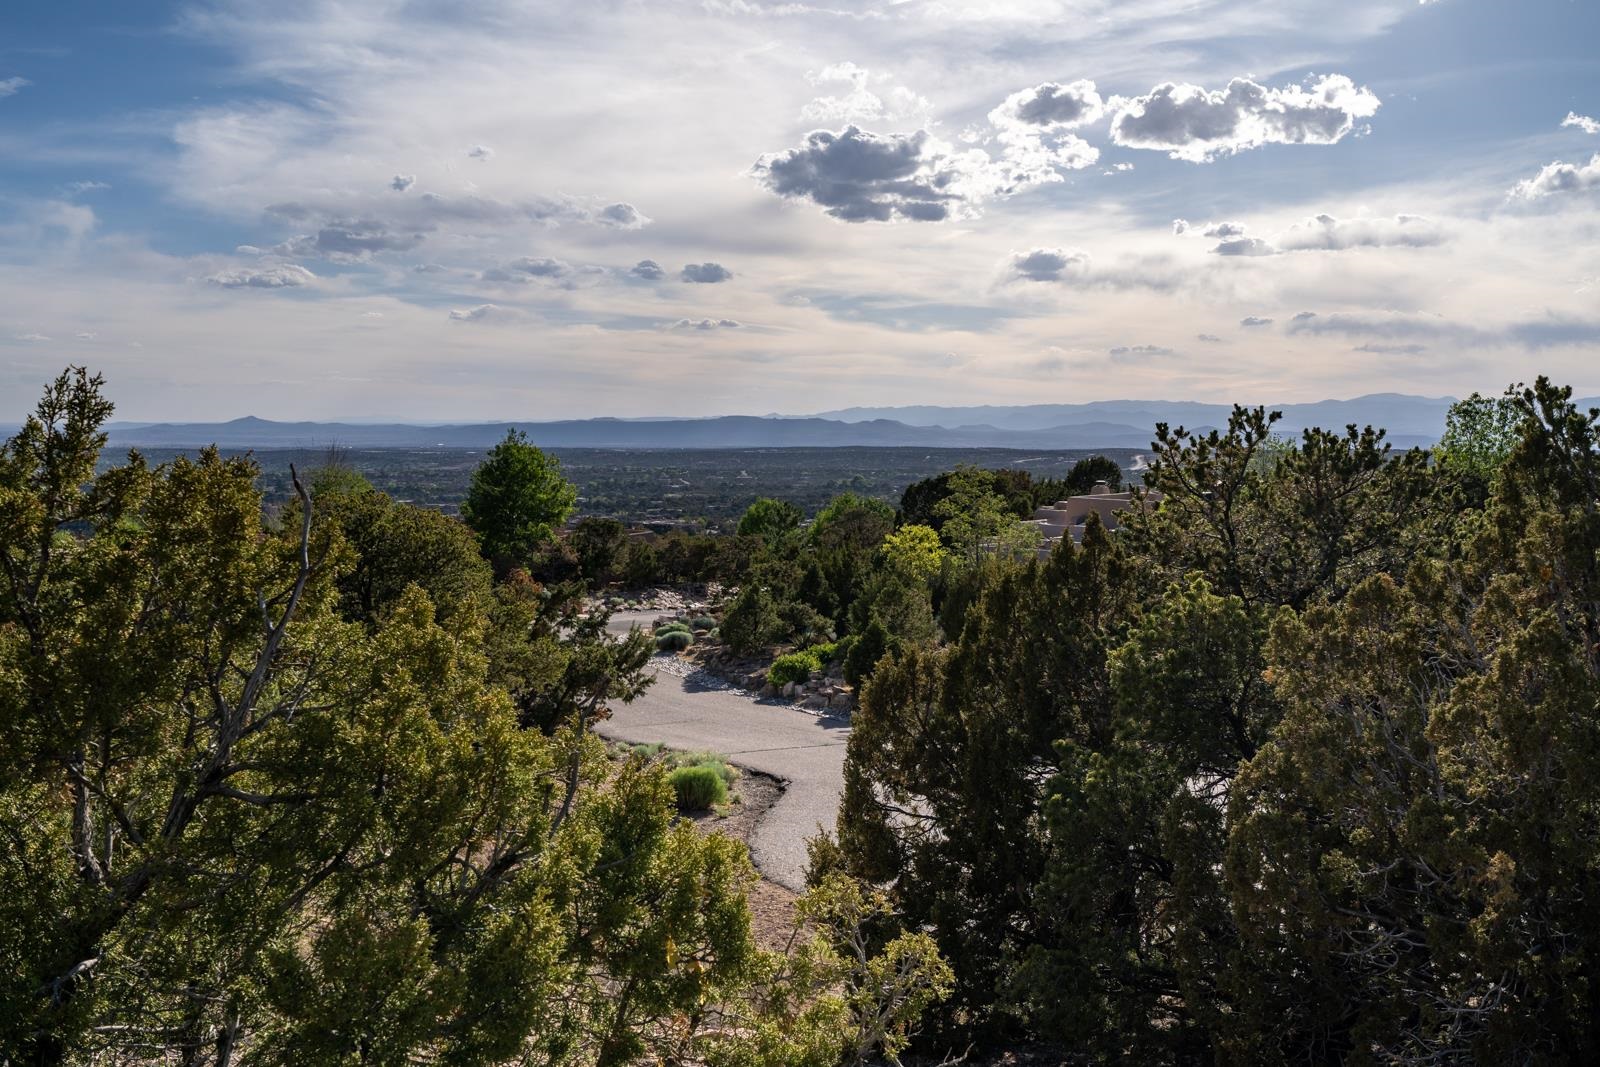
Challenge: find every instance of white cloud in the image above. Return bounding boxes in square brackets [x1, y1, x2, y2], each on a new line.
[61, 180, 111, 195]
[1213, 236, 1275, 256]
[206, 264, 317, 289]
[801, 62, 930, 124]
[0, 77, 29, 98]
[1110, 75, 1380, 162]
[1240, 316, 1273, 327]
[1197, 333, 1223, 342]
[14, 332, 52, 342]
[273, 219, 426, 261]
[987, 80, 1103, 184]
[390, 174, 415, 191]
[1204, 221, 1247, 238]
[1509, 154, 1600, 201]
[629, 259, 665, 281]
[76, 331, 99, 340]
[668, 317, 742, 330]
[1109, 344, 1174, 362]
[448, 303, 504, 321]
[1562, 112, 1600, 135]
[1275, 213, 1446, 250]
[466, 144, 495, 160]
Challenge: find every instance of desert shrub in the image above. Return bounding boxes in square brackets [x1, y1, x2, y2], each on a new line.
[654, 621, 692, 637]
[722, 584, 784, 655]
[806, 640, 840, 665]
[834, 633, 858, 668]
[769, 650, 822, 688]
[668, 764, 729, 811]
[692, 615, 718, 631]
[843, 619, 892, 688]
[656, 630, 694, 652]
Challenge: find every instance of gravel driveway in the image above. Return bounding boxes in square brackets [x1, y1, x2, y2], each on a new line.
[599, 611, 849, 890]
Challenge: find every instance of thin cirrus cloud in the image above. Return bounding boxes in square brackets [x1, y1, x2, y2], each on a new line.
[800, 62, 930, 124]
[0, 76, 28, 98]
[1109, 75, 1380, 162]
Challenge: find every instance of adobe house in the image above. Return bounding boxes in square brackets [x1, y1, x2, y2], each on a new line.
[1028, 481, 1162, 556]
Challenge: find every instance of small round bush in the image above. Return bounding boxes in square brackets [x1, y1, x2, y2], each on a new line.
[654, 621, 692, 637]
[656, 630, 694, 652]
[691, 615, 718, 631]
[768, 650, 822, 688]
[669, 765, 728, 812]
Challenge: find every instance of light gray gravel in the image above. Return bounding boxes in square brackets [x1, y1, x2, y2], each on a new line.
[599, 611, 848, 890]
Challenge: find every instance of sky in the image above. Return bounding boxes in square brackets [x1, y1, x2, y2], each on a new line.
[1, 0, 1598, 422]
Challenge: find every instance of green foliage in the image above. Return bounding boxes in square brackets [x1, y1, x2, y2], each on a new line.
[721, 582, 785, 655]
[933, 465, 1041, 564]
[880, 523, 946, 585]
[656, 629, 694, 651]
[769, 650, 823, 687]
[668, 764, 730, 811]
[654, 620, 693, 636]
[692, 614, 718, 630]
[1436, 390, 1522, 490]
[842, 619, 893, 689]
[737, 497, 803, 541]
[568, 515, 629, 588]
[805, 640, 839, 664]
[460, 428, 578, 568]
[1032, 454, 1124, 504]
[0, 369, 798, 1064]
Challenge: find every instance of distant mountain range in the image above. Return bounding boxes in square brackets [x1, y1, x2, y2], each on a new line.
[64, 393, 1590, 452]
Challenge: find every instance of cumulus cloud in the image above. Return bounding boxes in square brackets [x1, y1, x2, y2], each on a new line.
[629, 259, 665, 281]
[998, 248, 1180, 292]
[802, 62, 930, 124]
[274, 219, 426, 261]
[595, 202, 650, 229]
[1213, 236, 1275, 257]
[992, 80, 1105, 130]
[0, 76, 29, 98]
[751, 122, 1084, 223]
[449, 303, 503, 321]
[681, 262, 732, 283]
[1172, 219, 1191, 235]
[1275, 213, 1446, 250]
[1292, 311, 1318, 321]
[466, 144, 494, 160]
[483, 257, 560, 282]
[1204, 221, 1247, 238]
[1563, 112, 1600, 135]
[1197, 333, 1223, 343]
[668, 317, 742, 330]
[1240, 316, 1273, 327]
[1110, 75, 1380, 162]
[1509, 154, 1600, 201]
[1005, 247, 1091, 282]
[391, 174, 416, 191]
[206, 264, 317, 289]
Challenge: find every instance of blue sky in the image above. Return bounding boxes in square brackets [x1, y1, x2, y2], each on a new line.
[2, 0, 1598, 420]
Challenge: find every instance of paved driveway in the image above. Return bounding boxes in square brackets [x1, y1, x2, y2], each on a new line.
[599, 612, 849, 890]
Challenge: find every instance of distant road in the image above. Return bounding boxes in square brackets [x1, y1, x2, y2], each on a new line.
[599, 611, 849, 890]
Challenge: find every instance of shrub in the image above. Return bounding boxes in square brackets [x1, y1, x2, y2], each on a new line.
[835, 633, 858, 667]
[769, 650, 822, 688]
[806, 640, 840, 665]
[668, 764, 729, 811]
[691, 615, 718, 631]
[722, 584, 784, 655]
[656, 630, 694, 652]
[844, 620, 892, 688]
[654, 621, 692, 637]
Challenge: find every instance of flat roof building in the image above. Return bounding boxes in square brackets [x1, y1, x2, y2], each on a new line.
[1028, 481, 1161, 557]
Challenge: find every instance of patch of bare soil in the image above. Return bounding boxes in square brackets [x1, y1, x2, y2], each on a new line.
[688, 769, 799, 951]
